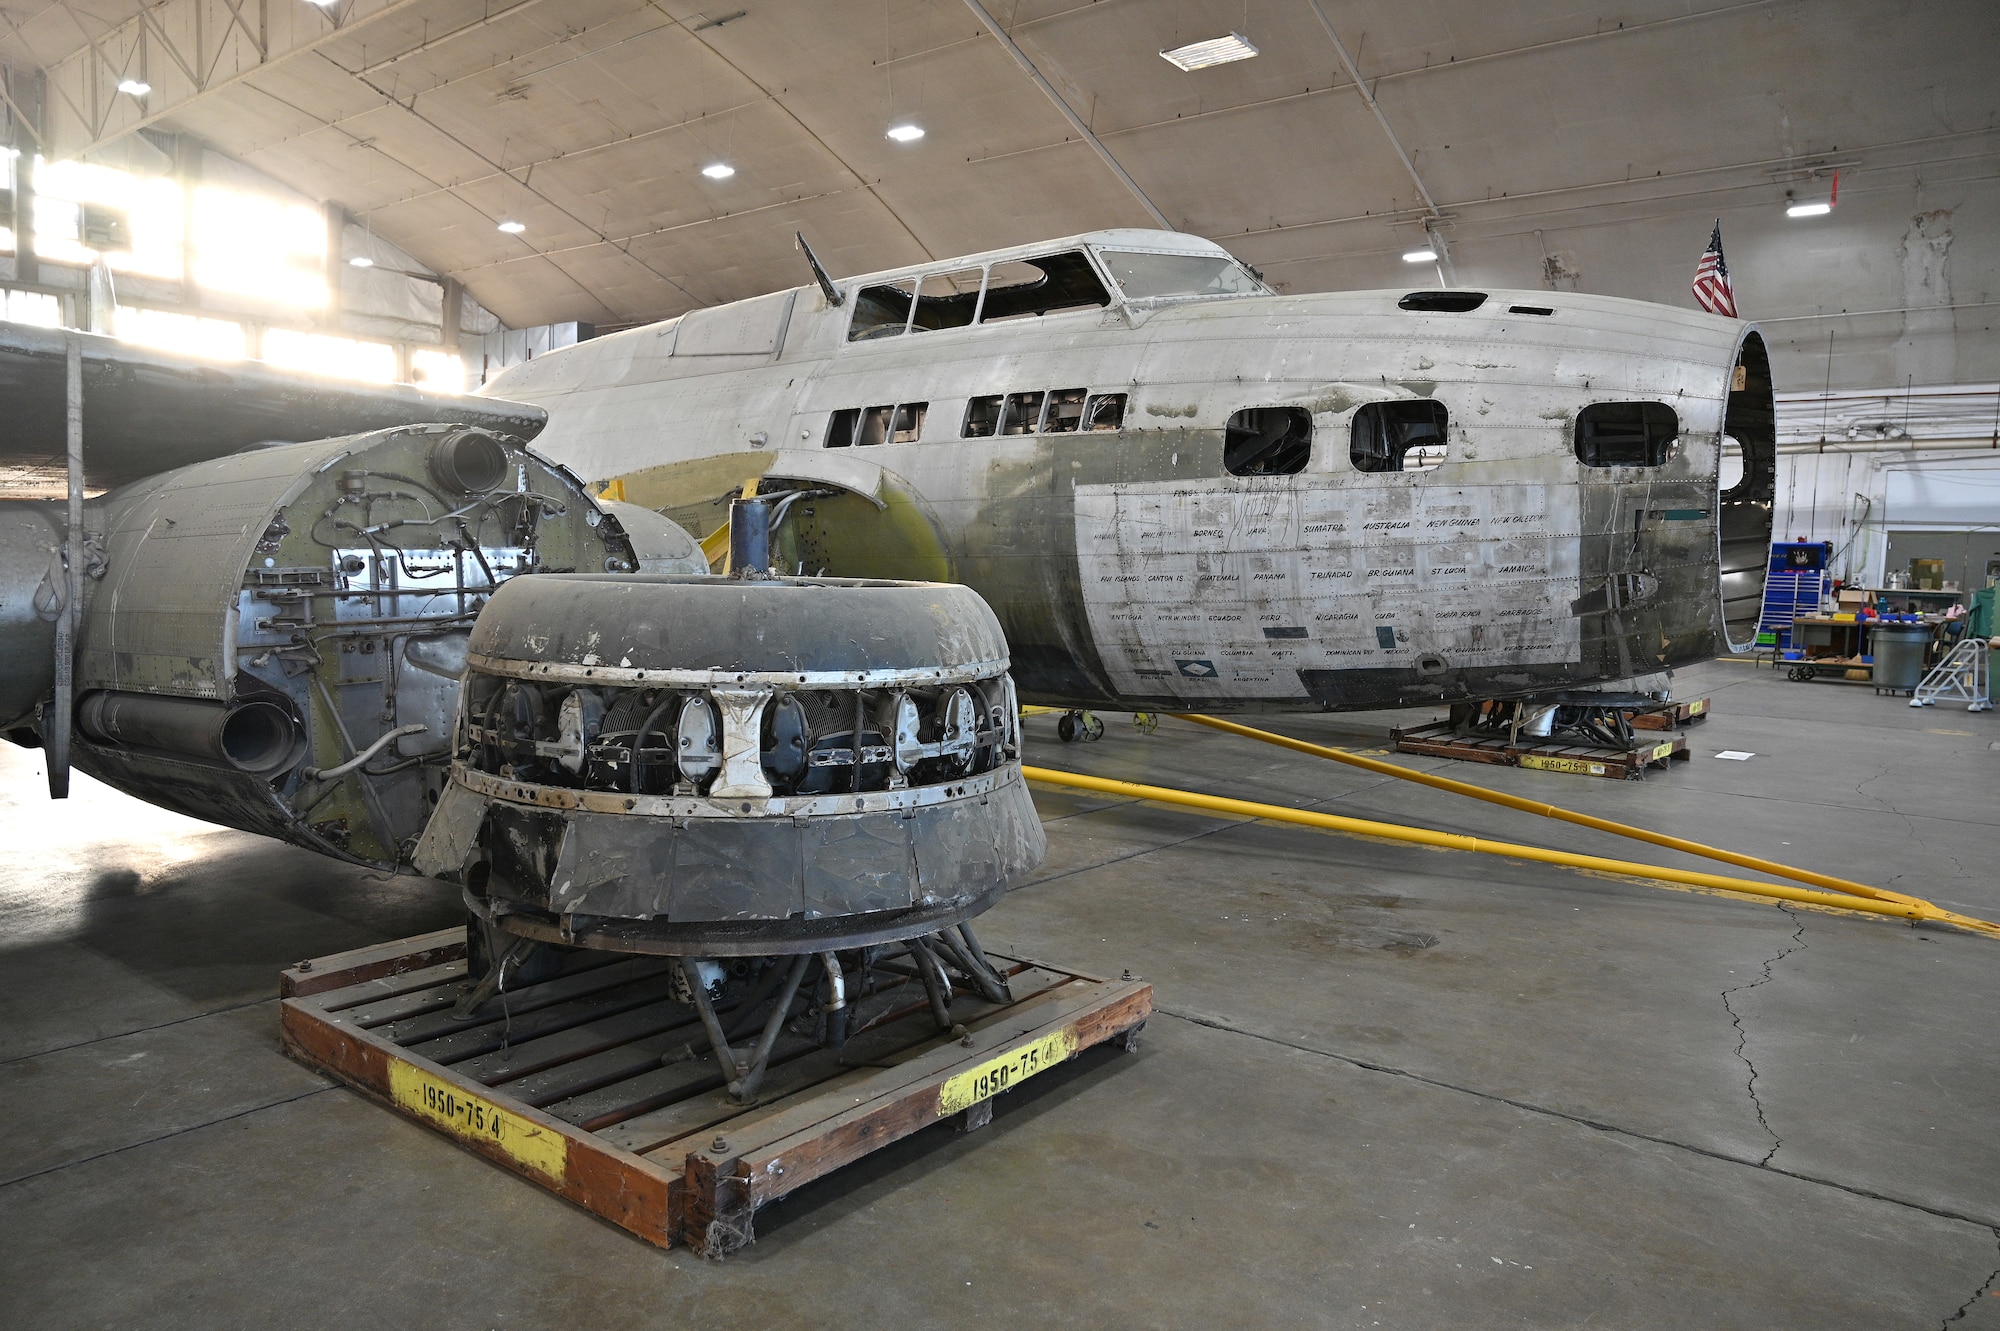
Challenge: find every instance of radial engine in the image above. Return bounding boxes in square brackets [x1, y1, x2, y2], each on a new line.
[412, 498, 1047, 1096]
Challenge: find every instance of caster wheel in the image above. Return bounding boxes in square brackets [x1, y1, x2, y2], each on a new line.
[1056, 710, 1105, 742]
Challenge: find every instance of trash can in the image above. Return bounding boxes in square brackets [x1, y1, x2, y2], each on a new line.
[1872, 623, 1930, 693]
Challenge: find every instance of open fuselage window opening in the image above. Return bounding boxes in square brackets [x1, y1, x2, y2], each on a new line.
[1350, 401, 1449, 473]
[980, 252, 1112, 324]
[826, 407, 860, 448]
[1083, 392, 1126, 431]
[1097, 250, 1265, 300]
[1225, 407, 1312, 476]
[848, 279, 917, 341]
[1575, 402, 1679, 468]
[963, 395, 1002, 438]
[911, 268, 983, 331]
[1002, 391, 1046, 435]
[826, 403, 927, 447]
[1043, 388, 1088, 433]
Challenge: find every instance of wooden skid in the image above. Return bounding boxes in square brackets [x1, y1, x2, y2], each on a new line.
[1628, 696, 1711, 730]
[280, 930, 1151, 1253]
[1389, 721, 1689, 780]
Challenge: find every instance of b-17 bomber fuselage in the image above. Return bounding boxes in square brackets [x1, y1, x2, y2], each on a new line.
[484, 229, 1777, 714]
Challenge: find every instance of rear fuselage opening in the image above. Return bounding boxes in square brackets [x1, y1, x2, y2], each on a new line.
[1717, 331, 1777, 652]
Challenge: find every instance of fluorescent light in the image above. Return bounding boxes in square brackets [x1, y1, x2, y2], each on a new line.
[1787, 201, 1832, 218]
[886, 124, 925, 143]
[496, 220, 526, 233]
[701, 163, 736, 179]
[1160, 33, 1258, 71]
[1402, 248, 1438, 263]
[117, 79, 151, 96]
[348, 256, 374, 268]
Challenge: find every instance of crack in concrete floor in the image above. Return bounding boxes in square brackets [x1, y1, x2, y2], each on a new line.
[1720, 902, 1807, 1167]
[1941, 1229, 2000, 1328]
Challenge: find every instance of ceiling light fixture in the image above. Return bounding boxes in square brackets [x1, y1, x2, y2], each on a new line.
[1160, 33, 1259, 72]
[117, 79, 151, 96]
[885, 124, 925, 143]
[701, 163, 736, 179]
[497, 220, 526, 233]
[348, 256, 374, 268]
[1402, 248, 1438, 263]
[1786, 202, 1832, 218]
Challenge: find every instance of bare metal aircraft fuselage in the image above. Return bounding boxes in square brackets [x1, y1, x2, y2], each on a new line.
[485, 229, 1777, 713]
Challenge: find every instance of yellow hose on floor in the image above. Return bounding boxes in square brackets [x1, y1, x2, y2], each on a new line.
[1170, 712, 1925, 909]
[1020, 765, 2000, 939]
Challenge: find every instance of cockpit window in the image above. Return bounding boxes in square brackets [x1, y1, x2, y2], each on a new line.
[979, 252, 1112, 323]
[848, 278, 917, 341]
[911, 267, 982, 331]
[1097, 250, 1265, 300]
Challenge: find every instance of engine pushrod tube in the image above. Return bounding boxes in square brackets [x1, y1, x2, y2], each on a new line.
[1172, 712, 1924, 908]
[1021, 765, 2000, 939]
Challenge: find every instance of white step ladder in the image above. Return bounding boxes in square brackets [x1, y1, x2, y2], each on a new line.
[1910, 638, 1993, 711]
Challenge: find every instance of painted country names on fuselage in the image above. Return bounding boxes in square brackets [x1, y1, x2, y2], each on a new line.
[1076, 475, 1582, 700]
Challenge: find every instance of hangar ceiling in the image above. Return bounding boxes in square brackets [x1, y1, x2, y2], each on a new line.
[3, 0, 1996, 387]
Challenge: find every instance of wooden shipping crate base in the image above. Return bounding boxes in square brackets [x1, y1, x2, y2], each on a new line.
[1628, 696, 1711, 730]
[281, 928, 1151, 1255]
[1389, 720, 1690, 780]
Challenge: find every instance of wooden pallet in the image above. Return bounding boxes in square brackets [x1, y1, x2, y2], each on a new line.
[280, 928, 1151, 1255]
[1389, 720, 1689, 779]
[1629, 696, 1711, 730]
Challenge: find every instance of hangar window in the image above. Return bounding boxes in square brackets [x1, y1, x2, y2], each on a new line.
[979, 252, 1112, 324]
[826, 402, 927, 447]
[1225, 407, 1312, 476]
[1575, 402, 1678, 467]
[910, 267, 983, 331]
[847, 278, 917, 341]
[1043, 388, 1088, 433]
[1001, 391, 1046, 434]
[1398, 291, 1487, 312]
[1351, 401, 1450, 473]
[1083, 392, 1126, 431]
[963, 395, 1002, 438]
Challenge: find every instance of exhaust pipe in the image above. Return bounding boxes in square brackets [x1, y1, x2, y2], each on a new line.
[78, 692, 302, 775]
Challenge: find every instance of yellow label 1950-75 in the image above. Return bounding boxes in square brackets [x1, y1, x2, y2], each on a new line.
[937, 1027, 1078, 1117]
[389, 1062, 569, 1181]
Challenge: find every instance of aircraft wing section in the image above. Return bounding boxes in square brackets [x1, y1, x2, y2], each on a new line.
[0, 320, 546, 490]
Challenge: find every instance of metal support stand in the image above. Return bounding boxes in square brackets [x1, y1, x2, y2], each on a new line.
[47, 332, 82, 799]
[683, 953, 813, 1102]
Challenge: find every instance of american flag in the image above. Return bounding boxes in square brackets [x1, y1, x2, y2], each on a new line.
[1691, 219, 1737, 317]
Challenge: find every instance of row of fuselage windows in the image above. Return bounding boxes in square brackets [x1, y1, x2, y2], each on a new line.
[824, 390, 1128, 449]
[824, 395, 1682, 473]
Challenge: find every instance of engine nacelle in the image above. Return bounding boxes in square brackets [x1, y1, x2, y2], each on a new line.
[37, 424, 699, 867]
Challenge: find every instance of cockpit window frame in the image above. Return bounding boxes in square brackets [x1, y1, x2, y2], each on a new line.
[846, 248, 1118, 343]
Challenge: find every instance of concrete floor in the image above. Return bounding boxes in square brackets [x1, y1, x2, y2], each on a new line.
[2, 656, 1997, 1329]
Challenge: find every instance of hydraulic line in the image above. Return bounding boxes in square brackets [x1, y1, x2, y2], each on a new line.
[1171, 713, 1926, 909]
[1020, 765, 2000, 939]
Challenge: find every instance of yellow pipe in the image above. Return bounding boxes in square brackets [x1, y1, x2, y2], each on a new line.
[1171, 712, 1926, 909]
[1020, 764, 2000, 939]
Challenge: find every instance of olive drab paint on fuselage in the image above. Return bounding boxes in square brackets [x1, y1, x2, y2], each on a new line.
[482, 229, 1777, 714]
